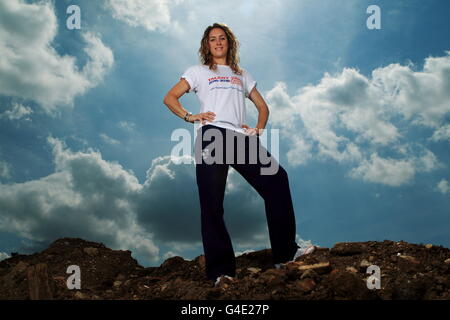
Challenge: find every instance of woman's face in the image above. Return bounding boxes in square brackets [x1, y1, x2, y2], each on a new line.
[208, 27, 228, 60]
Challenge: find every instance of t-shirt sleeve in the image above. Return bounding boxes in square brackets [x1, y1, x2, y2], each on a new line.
[180, 66, 199, 93]
[243, 69, 257, 98]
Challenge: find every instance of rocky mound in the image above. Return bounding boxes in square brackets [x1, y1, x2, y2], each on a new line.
[0, 238, 449, 300]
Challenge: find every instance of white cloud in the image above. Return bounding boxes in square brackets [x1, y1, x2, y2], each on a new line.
[286, 135, 313, 166]
[265, 82, 298, 130]
[81, 32, 115, 87]
[263, 52, 450, 186]
[162, 251, 179, 260]
[235, 249, 255, 257]
[436, 179, 449, 195]
[0, 252, 10, 262]
[105, 0, 184, 33]
[0, 102, 32, 121]
[347, 149, 442, 187]
[414, 149, 442, 173]
[371, 51, 450, 128]
[138, 154, 271, 249]
[0, 137, 155, 263]
[267, 76, 370, 164]
[430, 124, 450, 142]
[348, 153, 416, 187]
[0, 136, 287, 264]
[296, 237, 315, 249]
[118, 121, 137, 133]
[0, 161, 12, 180]
[99, 133, 121, 145]
[267, 68, 401, 162]
[0, 0, 114, 114]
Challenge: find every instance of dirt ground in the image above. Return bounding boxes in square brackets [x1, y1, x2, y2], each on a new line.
[0, 237, 449, 300]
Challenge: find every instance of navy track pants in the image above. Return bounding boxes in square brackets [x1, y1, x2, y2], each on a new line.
[194, 124, 298, 281]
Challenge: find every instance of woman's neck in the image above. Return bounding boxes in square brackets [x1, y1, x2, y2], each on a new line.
[213, 57, 228, 66]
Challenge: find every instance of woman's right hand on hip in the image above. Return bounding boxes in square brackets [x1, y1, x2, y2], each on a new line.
[189, 111, 215, 124]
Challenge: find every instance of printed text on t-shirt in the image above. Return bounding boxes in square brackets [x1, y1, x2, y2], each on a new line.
[208, 76, 243, 87]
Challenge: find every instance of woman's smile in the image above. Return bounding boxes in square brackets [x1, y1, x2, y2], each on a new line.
[208, 27, 228, 60]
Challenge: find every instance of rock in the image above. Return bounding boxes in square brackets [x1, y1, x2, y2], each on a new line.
[247, 267, 261, 273]
[359, 259, 372, 272]
[330, 271, 373, 299]
[346, 266, 358, 273]
[300, 269, 318, 280]
[330, 269, 340, 275]
[425, 244, 433, 249]
[391, 277, 428, 299]
[52, 276, 66, 287]
[74, 291, 86, 299]
[285, 261, 305, 272]
[83, 247, 98, 256]
[398, 255, 419, 264]
[396, 255, 422, 273]
[115, 273, 126, 281]
[297, 262, 331, 275]
[1, 237, 449, 300]
[12, 261, 29, 274]
[160, 256, 186, 270]
[137, 284, 149, 292]
[197, 255, 205, 269]
[27, 263, 54, 300]
[330, 242, 367, 256]
[113, 281, 122, 287]
[259, 269, 287, 288]
[2, 261, 29, 284]
[296, 278, 316, 292]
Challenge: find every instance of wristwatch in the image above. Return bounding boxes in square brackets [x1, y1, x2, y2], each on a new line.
[183, 112, 192, 122]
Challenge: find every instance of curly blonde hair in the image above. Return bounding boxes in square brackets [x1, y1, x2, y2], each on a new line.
[198, 23, 242, 75]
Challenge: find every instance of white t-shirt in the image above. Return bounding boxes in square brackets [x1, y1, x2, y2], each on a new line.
[181, 64, 257, 134]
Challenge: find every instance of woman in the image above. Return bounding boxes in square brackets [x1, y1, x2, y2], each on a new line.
[163, 23, 314, 286]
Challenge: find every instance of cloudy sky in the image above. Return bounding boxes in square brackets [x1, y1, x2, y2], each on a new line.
[0, 0, 449, 267]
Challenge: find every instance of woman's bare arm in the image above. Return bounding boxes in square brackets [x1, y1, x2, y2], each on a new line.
[245, 87, 269, 135]
[163, 79, 215, 124]
[163, 79, 193, 119]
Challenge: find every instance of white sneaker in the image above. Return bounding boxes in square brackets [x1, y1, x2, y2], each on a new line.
[274, 245, 317, 269]
[214, 275, 234, 287]
[294, 245, 316, 259]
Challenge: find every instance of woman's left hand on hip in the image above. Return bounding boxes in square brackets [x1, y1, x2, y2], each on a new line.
[242, 124, 264, 136]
